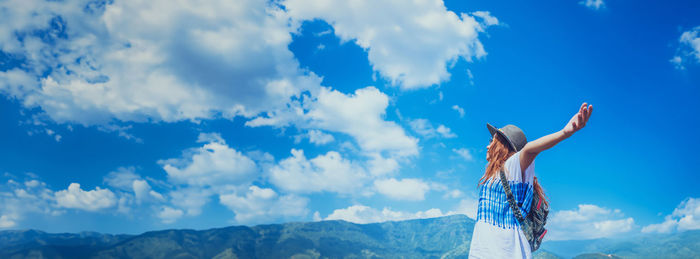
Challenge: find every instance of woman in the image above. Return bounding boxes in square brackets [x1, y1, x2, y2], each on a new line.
[468, 103, 593, 258]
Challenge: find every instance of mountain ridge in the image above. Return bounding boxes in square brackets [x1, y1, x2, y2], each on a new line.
[2, 215, 699, 258]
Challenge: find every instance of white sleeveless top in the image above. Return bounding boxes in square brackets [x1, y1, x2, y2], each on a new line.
[468, 151, 536, 259]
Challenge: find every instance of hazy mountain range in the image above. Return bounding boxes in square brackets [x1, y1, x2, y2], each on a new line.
[1, 215, 698, 258]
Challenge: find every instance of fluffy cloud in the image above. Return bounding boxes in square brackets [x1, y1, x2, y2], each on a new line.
[579, 0, 605, 10]
[0, 215, 15, 228]
[452, 148, 474, 161]
[0, 0, 321, 125]
[158, 206, 184, 224]
[103, 167, 164, 214]
[409, 119, 456, 139]
[167, 187, 213, 216]
[373, 178, 431, 201]
[269, 149, 368, 194]
[305, 87, 418, 157]
[307, 130, 335, 145]
[324, 205, 445, 224]
[409, 119, 437, 138]
[104, 167, 161, 200]
[448, 198, 479, 219]
[159, 133, 257, 188]
[250, 87, 417, 154]
[671, 26, 700, 70]
[304, 130, 335, 145]
[547, 204, 635, 240]
[443, 189, 464, 199]
[436, 125, 456, 138]
[151, 133, 313, 222]
[54, 183, 117, 211]
[0, 178, 59, 228]
[284, 0, 496, 89]
[252, 87, 417, 178]
[451, 105, 465, 118]
[324, 197, 479, 224]
[219, 186, 308, 224]
[642, 197, 700, 234]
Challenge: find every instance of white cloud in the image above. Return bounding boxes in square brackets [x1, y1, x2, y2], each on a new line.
[250, 86, 416, 183]
[452, 105, 465, 118]
[158, 206, 184, 224]
[132, 179, 163, 204]
[409, 119, 436, 138]
[447, 197, 479, 219]
[196, 132, 225, 145]
[670, 55, 684, 70]
[471, 11, 499, 27]
[103, 167, 164, 212]
[104, 167, 141, 190]
[0, 178, 59, 228]
[547, 204, 635, 240]
[671, 26, 700, 70]
[307, 130, 335, 145]
[443, 189, 464, 199]
[373, 178, 430, 201]
[167, 187, 213, 216]
[642, 197, 700, 233]
[680, 27, 700, 60]
[367, 153, 400, 177]
[436, 125, 457, 138]
[0, 215, 15, 228]
[55, 183, 117, 211]
[219, 185, 308, 224]
[0, 0, 322, 125]
[159, 133, 257, 189]
[579, 0, 605, 10]
[306, 87, 418, 157]
[269, 149, 368, 194]
[324, 205, 445, 224]
[25, 179, 41, 188]
[284, 0, 496, 89]
[249, 87, 418, 159]
[466, 69, 474, 86]
[409, 118, 455, 139]
[453, 148, 473, 161]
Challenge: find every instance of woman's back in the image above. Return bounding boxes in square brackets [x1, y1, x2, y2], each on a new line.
[470, 103, 592, 258]
[469, 151, 535, 259]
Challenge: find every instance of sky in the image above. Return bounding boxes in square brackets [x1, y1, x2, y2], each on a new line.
[0, 0, 699, 241]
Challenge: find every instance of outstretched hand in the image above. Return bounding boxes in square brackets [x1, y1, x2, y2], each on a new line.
[563, 102, 593, 136]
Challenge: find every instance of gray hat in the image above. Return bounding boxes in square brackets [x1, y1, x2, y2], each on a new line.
[487, 123, 527, 152]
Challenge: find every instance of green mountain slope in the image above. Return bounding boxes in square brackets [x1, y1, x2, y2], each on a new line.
[1, 216, 698, 258]
[542, 230, 700, 259]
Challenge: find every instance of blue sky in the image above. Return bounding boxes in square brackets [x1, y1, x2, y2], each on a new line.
[0, 0, 699, 241]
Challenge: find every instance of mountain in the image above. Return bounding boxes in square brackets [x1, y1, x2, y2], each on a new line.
[572, 254, 623, 259]
[2, 215, 475, 258]
[541, 230, 700, 259]
[0, 229, 132, 258]
[1, 215, 698, 258]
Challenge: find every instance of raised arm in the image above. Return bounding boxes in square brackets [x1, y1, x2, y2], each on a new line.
[520, 102, 593, 172]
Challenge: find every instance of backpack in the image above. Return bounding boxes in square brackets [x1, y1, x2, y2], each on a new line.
[499, 169, 549, 252]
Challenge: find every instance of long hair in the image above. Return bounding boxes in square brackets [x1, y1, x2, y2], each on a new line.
[480, 134, 549, 207]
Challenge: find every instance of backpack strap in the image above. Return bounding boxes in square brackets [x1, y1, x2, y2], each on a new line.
[499, 168, 534, 244]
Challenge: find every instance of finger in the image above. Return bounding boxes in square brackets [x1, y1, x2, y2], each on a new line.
[582, 105, 593, 126]
[579, 102, 586, 114]
[574, 115, 582, 129]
